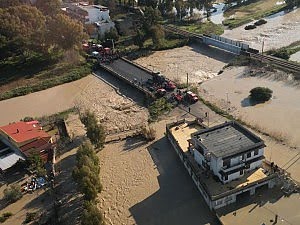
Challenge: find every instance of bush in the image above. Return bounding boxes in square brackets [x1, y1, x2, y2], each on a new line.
[148, 98, 173, 121]
[81, 201, 105, 225]
[254, 19, 267, 26]
[24, 212, 37, 224]
[141, 126, 156, 141]
[3, 184, 22, 203]
[249, 87, 273, 102]
[0, 212, 12, 223]
[244, 24, 256, 30]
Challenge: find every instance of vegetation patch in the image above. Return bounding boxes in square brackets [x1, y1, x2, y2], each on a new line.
[148, 98, 173, 121]
[3, 184, 22, 203]
[176, 21, 224, 35]
[0, 212, 13, 223]
[267, 41, 300, 60]
[0, 63, 91, 101]
[249, 87, 273, 102]
[223, 0, 286, 29]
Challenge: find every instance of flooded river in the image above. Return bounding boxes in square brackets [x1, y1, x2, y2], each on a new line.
[223, 8, 300, 51]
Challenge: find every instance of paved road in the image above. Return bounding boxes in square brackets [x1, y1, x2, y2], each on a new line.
[106, 58, 153, 83]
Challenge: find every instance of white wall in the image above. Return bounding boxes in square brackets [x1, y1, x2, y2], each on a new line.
[87, 8, 110, 24]
[194, 150, 205, 168]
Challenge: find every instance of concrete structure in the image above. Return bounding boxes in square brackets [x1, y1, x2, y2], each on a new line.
[190, 121, 265, 184]
[166, 120, 277, 210]
[0, 121, 53, 172]
[65, 2, 115, 38]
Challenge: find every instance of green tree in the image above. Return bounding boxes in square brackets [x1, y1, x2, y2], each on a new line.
[47, 14, 88, 50]
[104, 27, 119, 41]
[35, 0, 61, 16]
[81, 201, 105, 225]
[0, 5, 47, 60]
[134, 29, 146, 48]
[27, 154, 46, 176]
[151, 25, 165, 48]
[80, 111, 106, 149]
[3, 184, 22, 203]
[249, 87, 273, 103]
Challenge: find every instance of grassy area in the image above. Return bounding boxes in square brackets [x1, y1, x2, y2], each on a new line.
[267, 41, 300, 60]
[0, 63, 91, 101]
[177, 21, 224, 35]
[223, 0, 287, 28]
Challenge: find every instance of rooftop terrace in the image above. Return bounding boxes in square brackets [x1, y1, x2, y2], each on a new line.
[168, 120, 272, 198]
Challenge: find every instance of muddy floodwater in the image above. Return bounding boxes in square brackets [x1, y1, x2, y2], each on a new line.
[223, 8, 300, 51]
[201, 67, 300, 148]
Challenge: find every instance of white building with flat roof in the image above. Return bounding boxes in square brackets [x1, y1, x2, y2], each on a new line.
[66, 2, 110, 24]
[189, 121, 265, 184]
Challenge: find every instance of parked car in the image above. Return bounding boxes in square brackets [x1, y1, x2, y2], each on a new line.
[164, 81, 176, 91]
[173, 93, 183, 102]
[186, 91, 198, 103]
[156, 88, 167, 97]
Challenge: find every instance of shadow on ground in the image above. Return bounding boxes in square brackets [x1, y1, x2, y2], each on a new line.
[93, 69, 146, 107]
[216, 186, 285, 218]
[190, 43, 236, 64]
[129, 136, 220, 225]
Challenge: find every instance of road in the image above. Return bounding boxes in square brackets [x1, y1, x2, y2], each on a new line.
[105, 58, 153, 83]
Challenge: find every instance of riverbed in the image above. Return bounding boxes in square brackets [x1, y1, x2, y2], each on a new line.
[223, 8, 300, 51]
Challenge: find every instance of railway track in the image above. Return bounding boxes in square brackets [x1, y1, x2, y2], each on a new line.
[249, 53, 300, 74]
[165, 25, 300, 74]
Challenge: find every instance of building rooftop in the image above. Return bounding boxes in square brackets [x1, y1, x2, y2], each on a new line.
[0, 139, 25, 171]
[193, 121, 265, 158]
[0, 121, 50, 144]
[170, 122, 204, 152]
[168, 120, 273, 198]
[73, 2, 108, 11]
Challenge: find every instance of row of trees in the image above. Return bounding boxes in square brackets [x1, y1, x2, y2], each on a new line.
[0, 0, 87, 67]
[73, 142, 105, 225]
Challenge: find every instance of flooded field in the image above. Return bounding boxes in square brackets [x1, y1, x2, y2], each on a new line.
[0, 75, 148, 133]
[134, 43, 234, 83]
[200, 67, 300, 148]
[223, 8, 300, 51]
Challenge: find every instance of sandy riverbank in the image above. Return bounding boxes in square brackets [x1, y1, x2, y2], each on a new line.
[0, 75, 148, 134]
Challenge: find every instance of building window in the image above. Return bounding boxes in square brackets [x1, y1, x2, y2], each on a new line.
[254, 149, 259, 156]
[223, 159, 230, 168]
[247, 152, 252, 158]
[224, 175, 228, 181]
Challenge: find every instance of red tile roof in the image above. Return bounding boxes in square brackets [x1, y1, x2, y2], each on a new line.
[20, 138, 52, 156]
[0, 121, 50, 144]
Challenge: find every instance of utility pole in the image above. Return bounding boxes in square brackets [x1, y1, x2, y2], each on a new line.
[186, 73, 189, 91]
[261, 38, 265, 55]
[226, 92, 229, 113]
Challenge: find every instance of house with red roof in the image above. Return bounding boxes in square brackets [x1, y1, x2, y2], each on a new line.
[0, 121, 54, 172]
